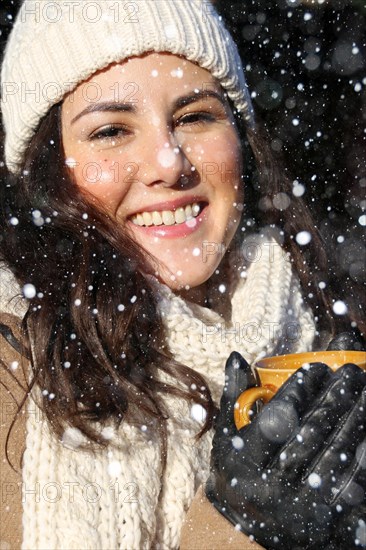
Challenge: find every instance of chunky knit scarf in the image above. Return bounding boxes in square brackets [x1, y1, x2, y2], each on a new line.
[1, 229, 316, 549]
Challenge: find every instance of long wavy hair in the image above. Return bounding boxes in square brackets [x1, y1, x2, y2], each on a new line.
[0, 97, 364, 470]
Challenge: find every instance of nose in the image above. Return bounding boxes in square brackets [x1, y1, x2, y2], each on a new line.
[137, 126, 192, 188]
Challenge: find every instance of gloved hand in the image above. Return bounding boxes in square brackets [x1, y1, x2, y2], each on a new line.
[327, 331, 365, 352]
[206, 352, 366, 549]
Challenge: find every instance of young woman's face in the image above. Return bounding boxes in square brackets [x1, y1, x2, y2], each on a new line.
[61, 53, 243, 291]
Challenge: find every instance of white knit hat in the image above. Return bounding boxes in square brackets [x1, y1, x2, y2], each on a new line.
[1, 0, 254, 174]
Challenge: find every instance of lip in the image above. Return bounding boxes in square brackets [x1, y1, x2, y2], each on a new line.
[127, 203, 209, 238]
[127, 195, 207, 217]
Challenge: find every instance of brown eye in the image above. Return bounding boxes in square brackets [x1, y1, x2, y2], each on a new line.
[176, 112, 216, 127]
[89, 125, 130, 141]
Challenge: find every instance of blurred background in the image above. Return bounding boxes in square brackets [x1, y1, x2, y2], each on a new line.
[1, 0, 365, 323]
[215, 0, 365, 292]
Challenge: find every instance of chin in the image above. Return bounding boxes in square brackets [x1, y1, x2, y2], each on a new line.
[156, 260, 219, 291]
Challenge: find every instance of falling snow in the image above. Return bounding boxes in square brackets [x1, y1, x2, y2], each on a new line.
[332, 300, 348, 315]
[23, 284, 36, 299]
[157, 148, 176, 168]
[108, 460, 122, 477]
[295, 231, 312, 245]
[170, 68, 184, 78]
[232, 436, 244, 450]
[190, 403, 206, 423]
[292, 181, 305, 197]
[308, 473, 322, 488]
[65, 157, 77, 168]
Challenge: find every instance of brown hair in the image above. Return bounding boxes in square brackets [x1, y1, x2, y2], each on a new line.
[0, 100, 364, 471]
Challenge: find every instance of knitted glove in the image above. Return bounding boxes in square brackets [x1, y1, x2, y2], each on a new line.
[206, 352, 366, 549]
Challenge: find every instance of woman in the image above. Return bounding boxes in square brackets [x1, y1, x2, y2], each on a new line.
[0, 1, 365, 549]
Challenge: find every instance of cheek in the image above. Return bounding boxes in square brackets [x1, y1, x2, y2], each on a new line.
[190, 132, 241, 167]
[194, 136, 241, 190]
[71, 158, 125, 210]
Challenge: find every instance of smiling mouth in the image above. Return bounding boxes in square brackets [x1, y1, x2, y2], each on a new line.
[130, 202, 205, 227]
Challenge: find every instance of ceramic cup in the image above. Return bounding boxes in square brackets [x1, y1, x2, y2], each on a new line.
[234, 350, 366, 430]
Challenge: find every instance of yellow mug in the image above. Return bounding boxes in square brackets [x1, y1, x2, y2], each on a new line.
[234, 350, 366, 430]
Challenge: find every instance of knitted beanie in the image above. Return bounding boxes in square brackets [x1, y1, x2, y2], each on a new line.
[1, 0, 254, 174]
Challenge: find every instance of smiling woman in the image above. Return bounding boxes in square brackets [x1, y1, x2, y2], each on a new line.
[0, 1, 365, 550]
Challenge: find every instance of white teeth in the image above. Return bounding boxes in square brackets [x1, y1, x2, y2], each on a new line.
[185, 204, 192, 218]
[133, 213, 144, 226]
[131, 202, 202, 227]
[174, 207, 186, 224]
[192, 203, 200, 215]
[162, 211, 175, 225]
[142, 212, 152, 226]
[152, 211, 163, 225]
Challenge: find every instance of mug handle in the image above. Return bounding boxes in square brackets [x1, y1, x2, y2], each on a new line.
[234, 387, 275, 429]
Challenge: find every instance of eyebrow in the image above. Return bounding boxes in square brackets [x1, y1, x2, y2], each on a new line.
[70, 89, 227, 125]
[173, 89, 227, 110]
[71, 102, 136, 125]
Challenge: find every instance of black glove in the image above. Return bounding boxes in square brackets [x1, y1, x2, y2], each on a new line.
[206, 352, 366, 549]
[327, 331, 365, 352]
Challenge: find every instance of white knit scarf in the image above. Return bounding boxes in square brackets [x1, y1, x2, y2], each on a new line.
[1, 229, 316, 549]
